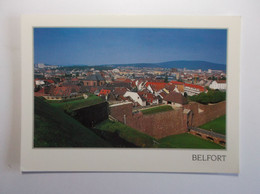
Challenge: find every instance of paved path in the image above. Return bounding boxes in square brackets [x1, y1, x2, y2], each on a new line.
[191, 127, 225, 139]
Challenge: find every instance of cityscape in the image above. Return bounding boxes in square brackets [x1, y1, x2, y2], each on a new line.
[34, 28, 227, 149]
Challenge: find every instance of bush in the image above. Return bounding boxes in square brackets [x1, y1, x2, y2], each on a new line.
[189, 90, 226, 104]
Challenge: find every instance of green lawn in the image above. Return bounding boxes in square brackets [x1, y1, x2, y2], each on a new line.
[141, 105, 173, 115]
[158, 133, 224, 149]
[34, 97, 111, 147]
[199, 115, 226, 135]
[96, 120, 156, 147]
[96, 120, 223, 149]
[48, 94, 104, 111]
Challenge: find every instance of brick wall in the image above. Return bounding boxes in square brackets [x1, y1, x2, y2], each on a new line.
[110, 103, 188, 138]
[183, 101, 226, 127]
[110, 102, 133, 123]
[110, 101, 226, 139]
[128, 110, 188, 138]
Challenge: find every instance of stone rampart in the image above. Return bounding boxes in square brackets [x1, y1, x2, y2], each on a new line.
[110, 101, 226, 139]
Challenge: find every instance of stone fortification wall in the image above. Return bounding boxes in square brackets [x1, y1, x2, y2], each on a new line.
[183, 101, 226, 127]
[74, 102, 109, 127]
[110, 101, 226, 139]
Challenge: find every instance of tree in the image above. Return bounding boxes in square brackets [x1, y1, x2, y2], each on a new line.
[189, 90, 226, 104]
[177, 78, 183, 82]
[164, 75, 169, 83]
[132, 87, 138, 92]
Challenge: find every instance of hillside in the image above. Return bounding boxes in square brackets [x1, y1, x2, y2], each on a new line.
[34, 97, 111, 147]
[105, 60, 226, 71]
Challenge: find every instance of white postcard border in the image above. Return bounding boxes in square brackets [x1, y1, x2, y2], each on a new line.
[21, 15, 240, 173]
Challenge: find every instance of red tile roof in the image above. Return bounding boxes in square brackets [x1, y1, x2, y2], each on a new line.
[51, 86, 80, 97]
[34, 88, 46, 96]
[165, 84, 176, 92]
[145, 82, 167, 87]
[45, 79, 55, 84]
[138, 92, 158, 103]
[170, 81, 184, 85]
[145, 82, 169, 92]
[114, 78, 132, 83]
[184, 83, 205, 92]
[163, 91, 188, 105]
[216, 80, 226, 84]
[114, 87, 127, 96]
[99, 89, 111, 96]
[71, 78, 79, 82]
[159, 92, 167, 99]
[89, 87, 98, 93]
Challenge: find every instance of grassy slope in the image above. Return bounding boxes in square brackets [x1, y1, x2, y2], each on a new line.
[141, 105, 173, 115]
[96, 120, 223, 149]
[96, 120, 156, 147]
[199, 115, 226, 135]
[49, 95, 104, 111]
[158, 133, 224, 149]
[34, 97, 111, 147]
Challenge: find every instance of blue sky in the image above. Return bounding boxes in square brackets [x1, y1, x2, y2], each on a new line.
[34, 28, 227, 65]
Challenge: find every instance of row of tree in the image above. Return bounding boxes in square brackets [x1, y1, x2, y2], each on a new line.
[189, 90, 226, 104]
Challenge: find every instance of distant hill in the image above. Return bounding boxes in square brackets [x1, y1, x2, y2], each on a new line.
[34, 97, 111, 147]
[105, 60, 226, 71]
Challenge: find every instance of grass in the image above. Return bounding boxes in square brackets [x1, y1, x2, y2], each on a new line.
[96, 120, 156, 147]
[34, 97, 111, 147]
[141, 105, 173, 115]
[199, 115, 226, 135]
[35, 96, 224, 149]
[158, 133, 224, 149]
[48, 94, 104, 111]
[96, 120, 223, 149]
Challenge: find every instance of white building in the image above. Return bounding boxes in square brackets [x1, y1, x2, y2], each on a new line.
[184, 84, 205, 96]
[35, 80, 45, 86]
[37, 63, 46, 68]
[123, 91, 146, 106]
[209, 80, 227, 90]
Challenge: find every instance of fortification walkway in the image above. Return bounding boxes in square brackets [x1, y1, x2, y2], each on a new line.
[190, 127, 226, 146]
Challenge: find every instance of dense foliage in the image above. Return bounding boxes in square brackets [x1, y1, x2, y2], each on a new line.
[189, 90, 226, 104]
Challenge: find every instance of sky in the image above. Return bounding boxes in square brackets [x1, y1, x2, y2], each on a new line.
[34, 28, 227, 66]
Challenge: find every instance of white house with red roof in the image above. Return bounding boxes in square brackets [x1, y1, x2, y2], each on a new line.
[145, 82, 168, 95]
[184, 83, 205, 96]
[209, 80, 227, 90]
[35, 79, 45, 86]
[123, 91, 146, 106]
[138, 91, 159, 105]
[136, 80, 147, 91]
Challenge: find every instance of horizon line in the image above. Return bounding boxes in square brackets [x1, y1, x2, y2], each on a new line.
[35, 59, 227, 66]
